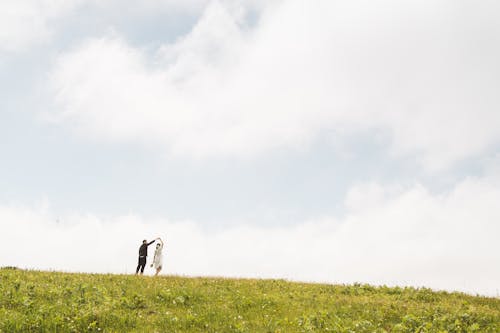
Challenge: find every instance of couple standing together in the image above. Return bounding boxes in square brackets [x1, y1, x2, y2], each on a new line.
[136, 237, 164, 276]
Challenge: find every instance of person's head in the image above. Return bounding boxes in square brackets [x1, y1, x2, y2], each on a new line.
[143, 239, 147, 244]
[156, 243, 161, 248]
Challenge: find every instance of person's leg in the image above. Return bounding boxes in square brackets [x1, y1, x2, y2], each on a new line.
[137, 257, 146, 275]
[140, 257, 146, 274]
[136, 257, 141, 274]
[155, 266, 161, 276]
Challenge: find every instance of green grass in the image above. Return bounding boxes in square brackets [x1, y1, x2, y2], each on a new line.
[0, 268, 498, 332]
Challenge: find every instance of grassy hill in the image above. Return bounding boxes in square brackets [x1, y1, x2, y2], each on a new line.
[0, 268, 498, 332]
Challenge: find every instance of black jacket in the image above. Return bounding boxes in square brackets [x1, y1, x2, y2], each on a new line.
[138, 240, 155, 257]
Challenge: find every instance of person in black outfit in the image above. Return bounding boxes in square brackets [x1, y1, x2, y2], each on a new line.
[136, 239, 155, 275]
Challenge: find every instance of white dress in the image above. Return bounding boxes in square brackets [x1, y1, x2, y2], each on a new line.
[153, 243, 163, 269]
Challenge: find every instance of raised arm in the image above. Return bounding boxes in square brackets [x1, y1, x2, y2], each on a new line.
[156, 237, 164, 246]
[147, 240, 155, 246]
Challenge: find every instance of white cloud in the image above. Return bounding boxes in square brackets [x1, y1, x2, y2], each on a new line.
[90, 0, 266, 14]
[0, 0, 82, 53]
[0, 0, 247, 53]
[2, 172, 499, 296]
[48, 0, 500, 169]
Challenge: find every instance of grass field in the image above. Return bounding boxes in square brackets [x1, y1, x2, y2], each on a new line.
[0, 268, 498, 332]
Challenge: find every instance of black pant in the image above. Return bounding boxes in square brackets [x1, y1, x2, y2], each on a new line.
[136, 256, 146, 274]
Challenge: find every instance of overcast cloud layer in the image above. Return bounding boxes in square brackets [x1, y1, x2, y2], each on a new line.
[49, 0, 500, 170]
[1, 0, 500, 297]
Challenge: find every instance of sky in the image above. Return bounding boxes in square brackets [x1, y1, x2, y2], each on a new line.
[1, 0, 499, 296]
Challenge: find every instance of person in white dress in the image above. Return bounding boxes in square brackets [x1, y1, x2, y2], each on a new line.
[151, 237, 164, 276]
